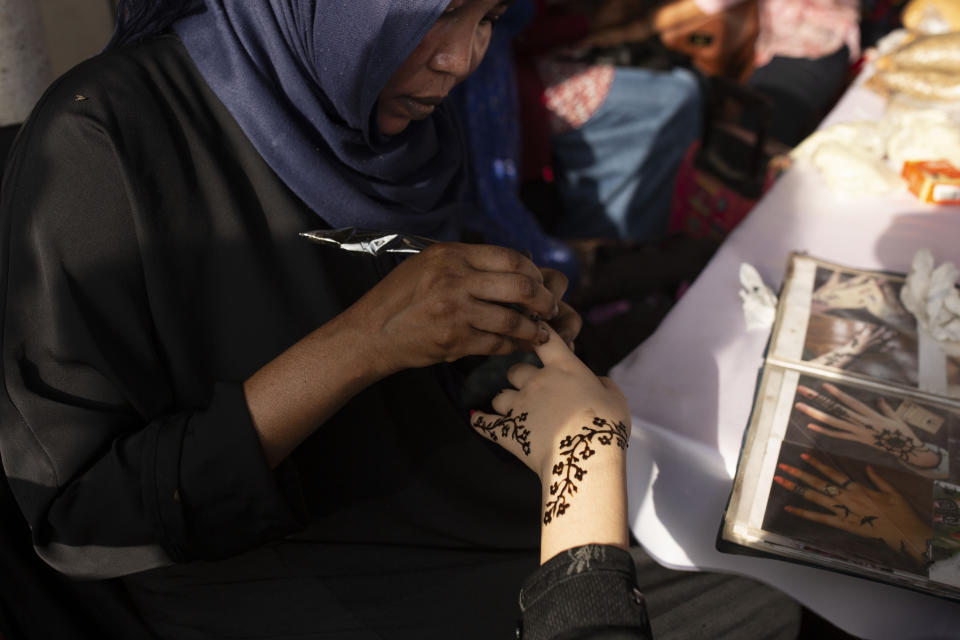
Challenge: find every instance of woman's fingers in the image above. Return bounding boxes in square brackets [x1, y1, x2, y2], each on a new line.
[466, 299, 542, 345]
[467, 271, 557, 321]
[550, 301, 583, 347]
[540, 268, 569, 317]
[457, 244, 545, 290]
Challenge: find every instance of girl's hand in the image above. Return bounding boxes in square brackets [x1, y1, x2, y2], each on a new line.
[470, 324, 630, 479]
[471, 324, 632, 562]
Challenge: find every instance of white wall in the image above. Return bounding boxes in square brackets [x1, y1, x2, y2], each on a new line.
[0, 0, 52, 125]
[0, 0, 114, 125]
[37, 0, 115, 76]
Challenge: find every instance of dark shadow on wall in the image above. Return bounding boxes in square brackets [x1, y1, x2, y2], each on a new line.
[0, 125, 21, 180]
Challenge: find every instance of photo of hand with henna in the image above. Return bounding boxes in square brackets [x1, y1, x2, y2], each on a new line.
[793, 382, 945, 477]
[811, 270, 912, 329]
[805, 267, 922, 387]
[774, 453, 932, 570]
[806, 318, 897, 371]
[470, 323, 632, 563]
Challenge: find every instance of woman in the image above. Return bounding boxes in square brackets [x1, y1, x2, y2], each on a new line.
[0, 1, 647, 638]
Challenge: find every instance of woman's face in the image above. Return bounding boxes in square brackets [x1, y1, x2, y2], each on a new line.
[378, 0, 512, 136]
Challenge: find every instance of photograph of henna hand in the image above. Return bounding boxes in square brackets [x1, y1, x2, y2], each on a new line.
[811, 270, 910, 327]
[805, 315, 898, 371]
[792, 381, 948, 479]
[773, 453, 932, 573]
[805, 268, 922, 387]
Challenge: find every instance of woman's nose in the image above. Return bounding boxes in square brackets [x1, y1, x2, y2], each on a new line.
[428, 23, 482, 80]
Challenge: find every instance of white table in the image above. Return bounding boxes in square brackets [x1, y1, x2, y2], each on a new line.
[611, 79, 960, 639]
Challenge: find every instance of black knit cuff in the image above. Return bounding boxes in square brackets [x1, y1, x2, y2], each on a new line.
[518, 545, 652, 640]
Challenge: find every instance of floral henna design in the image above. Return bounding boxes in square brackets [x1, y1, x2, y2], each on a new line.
[872, 429, 922, 462]
[543, 417, 628, 525]
[473, 409, 532, 455]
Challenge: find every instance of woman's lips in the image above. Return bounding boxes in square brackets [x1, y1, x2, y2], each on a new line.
[396, 95, 444, 120]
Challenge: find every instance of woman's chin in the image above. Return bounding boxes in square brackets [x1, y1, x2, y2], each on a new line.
[377, 113, 411, 137]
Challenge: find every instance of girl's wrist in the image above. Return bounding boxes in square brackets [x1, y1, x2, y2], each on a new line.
[538, 443, 629, 563]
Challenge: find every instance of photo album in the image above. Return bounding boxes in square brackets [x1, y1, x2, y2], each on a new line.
[721, 254, 960, 599]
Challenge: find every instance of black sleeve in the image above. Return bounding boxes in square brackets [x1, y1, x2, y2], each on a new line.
[0, 74, 304, 579]
[518, 545, 653, 640]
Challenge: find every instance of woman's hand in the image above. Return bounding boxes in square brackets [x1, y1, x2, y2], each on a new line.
[540, 266, 582, 350]
[470, 323, 631, 562]
[350, 243, 567, 376]
[244, 243, 571, 468]
[794, 383, 942, 472]
[775, 453, 930, 564]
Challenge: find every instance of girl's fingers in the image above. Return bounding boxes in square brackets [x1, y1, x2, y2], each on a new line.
[491, 389, 520, 416]
[534, 322, 590, 374]
[551, 302, 582, 346]
[506, 362, 539, 390]
[470, 410, 530, 460]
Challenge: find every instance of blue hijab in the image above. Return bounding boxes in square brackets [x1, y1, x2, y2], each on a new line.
[167, 1, 465, 239]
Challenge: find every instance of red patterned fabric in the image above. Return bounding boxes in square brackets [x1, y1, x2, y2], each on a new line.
[538, 60, 615, 134]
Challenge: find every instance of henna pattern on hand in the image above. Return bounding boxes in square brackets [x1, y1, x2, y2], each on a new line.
[543, 417, 628, 525]
[860, 515, 878, 528]
[473, 409, 532, 455]
[813, 391, 861, 424]
[833, 504, 852, 519]
[872, 429, 922, 461]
